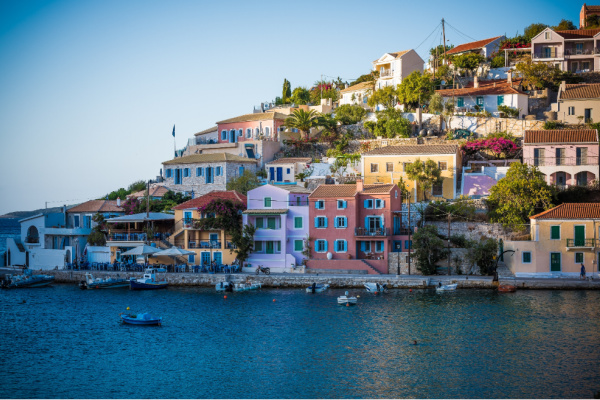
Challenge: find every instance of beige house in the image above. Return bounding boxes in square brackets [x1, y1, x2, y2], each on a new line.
[339, 81, 374, 108]
[503, 203, 600, 278]
[555, 82, 600, 124]
[372, 49, 424, 91]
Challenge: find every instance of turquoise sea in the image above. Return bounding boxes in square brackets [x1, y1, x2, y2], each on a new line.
[1, 286, 599, 398]
[0, 218, 20, 254]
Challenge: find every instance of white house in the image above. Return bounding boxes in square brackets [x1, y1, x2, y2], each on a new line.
[372, 49, 424, 90]
[339, 81, 374, 107]
[447, 36, 505, 59]
[264, 157, 312, 184]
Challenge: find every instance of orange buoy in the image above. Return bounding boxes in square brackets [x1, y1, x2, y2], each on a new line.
[409, 289, 412, 292]
[346, 303, 349, 307]
[224, 295, 227, 299]
[273, 299, 276, 302]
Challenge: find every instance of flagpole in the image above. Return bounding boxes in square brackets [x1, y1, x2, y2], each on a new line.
[172, 124, 176, 157]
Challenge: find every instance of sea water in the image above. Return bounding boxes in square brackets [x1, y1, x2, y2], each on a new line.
[0, 218, 20, 254]
[0, 286, 599, 399]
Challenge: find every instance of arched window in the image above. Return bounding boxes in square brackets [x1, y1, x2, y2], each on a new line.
[255, 128, 260, 137]
[26, 226, 39, 244]
[246, 128, 252, 138]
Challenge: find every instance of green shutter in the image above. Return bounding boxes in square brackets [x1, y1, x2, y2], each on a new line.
[267, 217, 276, 229]
[256, 218, 264, 229]
[551, 226, 560, 239]
[497, 95, 504, 105]
[294, 217, 302, 228]
[254, 241, 262, 252]
[294, 240, 303, 251]
[523, 252, 531, 263]
[264, 197, 272, 207]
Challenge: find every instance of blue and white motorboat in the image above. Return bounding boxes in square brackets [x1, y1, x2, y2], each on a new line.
[1, 269, 54, 289]
[120, 313, 162, 326]
[129, 268, 168, 290]
[215, 281, 233, 292]
[79, 273, 129, 290]
[306, 283, 329, 293]
[337, 291, 357, 305]
[364, 282, 387, 293]
[232, 282, 261, 292]
[436, 283, 458, 291]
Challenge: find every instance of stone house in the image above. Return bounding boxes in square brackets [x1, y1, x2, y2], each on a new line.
[555, 82, 600, 124]
[162, 153, 258, 196]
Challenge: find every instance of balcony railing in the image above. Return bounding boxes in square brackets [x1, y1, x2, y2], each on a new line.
[188, 241, 221, 249]
[393, 228, 413, 235]
[355, 227, 390, 237]
[532, 51, 564, 59]
[564, 48, 600, 56]
[108, 233, 147, 242]
[379, 69, 393, 78]
[566, 238, 597, 248]
[525, 156, 596, 167]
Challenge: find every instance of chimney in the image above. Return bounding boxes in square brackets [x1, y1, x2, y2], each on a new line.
[356, 178, 364, 192]
[560, 80, 566, 93]
[117, 197, 121, 207]
[474, 76, 479, 89]
[507, 70, 512, 86]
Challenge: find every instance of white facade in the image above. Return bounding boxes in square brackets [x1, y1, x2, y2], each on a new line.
[443, 92, 529, 118]
[372, 49, 424, 90]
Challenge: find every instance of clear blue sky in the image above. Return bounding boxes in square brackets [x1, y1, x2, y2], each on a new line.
[0, 0, 580, 214]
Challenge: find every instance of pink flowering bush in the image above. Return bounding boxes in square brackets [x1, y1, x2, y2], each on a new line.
[195, 199, 246, 234]
[462, 137, 520, 158]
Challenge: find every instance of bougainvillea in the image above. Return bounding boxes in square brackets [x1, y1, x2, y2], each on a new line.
[462, 137, 520, 158]
[195, 199, 246, 234]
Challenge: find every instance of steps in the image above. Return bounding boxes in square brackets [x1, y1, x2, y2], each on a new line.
[360, 260, 382, 275]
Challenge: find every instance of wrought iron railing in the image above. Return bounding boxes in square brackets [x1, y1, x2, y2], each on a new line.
[187, 241, 221, 249]
[525, 156, 595, 166]
[355, 227, 389, 236]
[566, 238, 597, 247]
[108, 233, 147, 242]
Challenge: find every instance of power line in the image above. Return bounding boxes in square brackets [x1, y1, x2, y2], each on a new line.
[444, 20, 477, 43]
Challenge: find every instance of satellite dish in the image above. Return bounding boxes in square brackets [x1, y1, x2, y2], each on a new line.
[441, 80, 446, 85]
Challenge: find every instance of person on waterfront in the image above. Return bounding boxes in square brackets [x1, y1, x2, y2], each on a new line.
[580, 264, 586, 280]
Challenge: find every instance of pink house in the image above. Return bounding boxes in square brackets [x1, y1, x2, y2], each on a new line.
[523, 129, 599, 188]
[307, 180, 409, 275]
[216, 112, 288, 144]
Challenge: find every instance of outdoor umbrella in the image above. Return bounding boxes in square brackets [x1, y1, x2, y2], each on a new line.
[153, 247, 196, 268]
[121, 245, 160, 264]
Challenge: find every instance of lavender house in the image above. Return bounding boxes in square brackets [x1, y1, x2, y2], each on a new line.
[242, 184, 312, 273]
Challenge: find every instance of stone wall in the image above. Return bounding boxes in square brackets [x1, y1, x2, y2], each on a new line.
[387, 252, 422, 275]
[446, 116, 544, 137]
[427, 221, 515, 242]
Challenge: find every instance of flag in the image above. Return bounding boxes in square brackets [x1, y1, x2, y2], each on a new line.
[172, 125, 175, 137]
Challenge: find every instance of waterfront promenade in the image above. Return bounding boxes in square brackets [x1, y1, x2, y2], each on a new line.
[42, 269, 600, 290]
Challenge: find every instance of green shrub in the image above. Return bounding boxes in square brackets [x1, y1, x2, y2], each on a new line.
[543, 120, 565, 130]
[497, 105, 520, 118]
[450, 234, 471, 248]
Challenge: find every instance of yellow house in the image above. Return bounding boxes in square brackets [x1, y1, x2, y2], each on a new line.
[361, 144, 462, 201]
[171, 190, 246, 266]
[504, 203, 600, 278]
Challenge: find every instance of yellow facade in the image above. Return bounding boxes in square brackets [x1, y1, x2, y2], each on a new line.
[172, 209, 238, 265]
[361, 152, 461, 201]
[504, 218, 600, 277]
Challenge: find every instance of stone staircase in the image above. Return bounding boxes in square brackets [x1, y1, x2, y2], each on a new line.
[360, 260, 382, 275]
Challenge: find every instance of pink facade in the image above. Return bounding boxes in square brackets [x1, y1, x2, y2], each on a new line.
[217, 116, 286, 144]
[308, 181, 408, 274]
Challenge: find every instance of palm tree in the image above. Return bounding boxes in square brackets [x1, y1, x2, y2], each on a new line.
[285, 109, 319, 139]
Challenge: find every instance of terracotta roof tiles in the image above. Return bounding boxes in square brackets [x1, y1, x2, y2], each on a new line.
[560, 83, 600, 100]
[173, 191, 246, 210]
[554, 28, 600, 39]
[363, 144, 460, 156]
[436, 79, 526, 97]
[340, 81, 374, 94]
[523, 129, 598, 144]
[67, 200, 123, 213]
[309, 184, 357, 198]
[267, 157, 312, 164]
[530, 203, 600, 220]
[163, 153, 257, 165]
[446, 36, 503, 55]
[216, 112, 288, 125]
[194, 126, 218, 136]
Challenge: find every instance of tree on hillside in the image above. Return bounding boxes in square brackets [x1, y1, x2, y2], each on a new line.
[553, 19, 576, 31]
[396, 71, 434, 109]
[285, 108, 320, 139]
[226, 170, 261, 195]
[405, 159, 442, 200]
[282, 79, 291, 104]
[411, 225, 448, 275]
[487, 163, 555, 229]
[524, 23, 548, 41]
[585, 15, 600, 29]
[350, 71, 379, 86]
[452, 53, 485, 75]
[128, 180, 147, 193]
[515, 60, 581, 90]
[363, 109, 411, 138]
[310, 81, 338, 105]
[367, 85, 397, 110]
[290, 87, 310, 105]
[334, 104, 367, 125]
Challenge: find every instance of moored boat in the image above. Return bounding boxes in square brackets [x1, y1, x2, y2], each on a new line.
[337, 291, 357, 305]
[79, 273, 129, 290]
[436, 283, 458, 291]
[129, 268, 168, 290]
[120, 313, 162, 326]
[498, 284, 516, 292]
[306, 283, 329, 293]
[215, 281, 233, 292]
[1, 269, 54, 289]
[232, 282, 262, 292]
[364, 282, 387, 293]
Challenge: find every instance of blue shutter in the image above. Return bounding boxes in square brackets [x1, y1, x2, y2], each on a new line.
[364, 199, 369, 208]
[314, 217, 318, 227]
[343, 240, 347, 252]
[343, 200, 347, 209]
[324, 240, 328, 252]
[324, 217, 328, 228]
[334, 218, 339, 228]
[361, 242, 365, 251]
[381, 200, 385, 208]
[365, 217, 369, 229]
[335, 241, 339, 252]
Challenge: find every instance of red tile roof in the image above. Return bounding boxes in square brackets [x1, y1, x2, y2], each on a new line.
[531, 203, 600, 220]
[560, 83, 600, 99]
[267, 157, 312, 164]
[555, 28, 600, 39]
[308, 183, 395, 198]
[446, 36, 503, 55]
[128, 186, 170, 199]
[523, 129, 598, 144]
[68, 200, 123, 213]
[436, 79, 526, 97]
[173, 191, 246, 210]
[584, 4, 600, 12]
[363, 144, 460, 156]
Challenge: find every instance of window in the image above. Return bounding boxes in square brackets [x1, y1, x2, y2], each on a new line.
[497, 95, 504, 105]
[255, 128, 260, 136]
[386, 162, 394, 172]
[286, 168, 291, 174]
[576, 43, 583, 55]
[335, 216, 347, 228]
[476, 96, 484, 106]
[568, 106, 575, 116]
[370, 163, 379, 173]
[166, 169, 172, 178]
[575, 252, 584, 263]
[196, 167, 203, 176]
[405, 240, 412, 250]
[221, 130, 227, 141]
[188, 254, 195, 264]
[264, 197, 272, 207]
[550, 225, 560, 240]
[362, 241, 371, 253]
[238, 129, 243, 137]
[335, 240, 347, 253]
[364, 199, 374, 209]
[215, 166, 222, 176]
[375, 199, 384, 209]
[83, 215, 92, 229]
[576, 147, 587, 166]
[205, 167, 213, 183]
[315, 216, 328, 228]
[296, 197, 302, 206]
[315, 200, 325, 209]
[255, 218, 264, 229]
[294, 240, 303, 252]
[315, 240, 327, 253]
[265, 127, 270, 136]
[375, 241, 384, 253]
[337, 200, 346, 209]
[432, 183, 443, 196]
[522, 252, 532, 263]
[267, 217, 276, 230]
[395, 190, 398, 198]
[255, 241, 263, 252]
[183, 168, 190, 177]
[73, 215, 80, 228]
[438, 161, 447, 171]
[545, 31, 551, 40]
[294, 217, 303, 229]
[246, 128, 252, 138]
[457, 97, 464, 107]
[239, 166, 244, 176]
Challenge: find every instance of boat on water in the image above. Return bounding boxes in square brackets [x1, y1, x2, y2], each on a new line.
[232, 282, 262, 292]
[215, 281, 233, 292]
[306, 283, 330, 293]
[337, 291, 357, 305]
[364, 282, 387, 293]
[120, 313, 162, 326]
[129, 268, 168, 290]
[1, 269, 54, 289]
[436, 283, 458, 291]
[498, 284, 516, 292]
[79, 273, 129, 290]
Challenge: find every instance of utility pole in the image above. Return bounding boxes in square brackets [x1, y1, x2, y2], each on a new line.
[447, 212, 451, 276]
[321, 74, 323, 100]
[146, 180, 150, 219]
[442, 18, 447, 66]
[408, 193, 411, 275]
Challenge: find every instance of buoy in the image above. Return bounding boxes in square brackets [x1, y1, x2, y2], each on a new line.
[126, 307, 130, 310]
[357, 295, 360, 298]
[346, 303, 349, 307]
[375, 291, 378, 295]
[273, 299, 276, 302]
[224, 295, 227, 299]
[409, 289, 412, 292]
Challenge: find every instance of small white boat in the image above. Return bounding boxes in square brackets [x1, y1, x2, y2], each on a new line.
[79, 273, 129, 290]
[306, 283, 329, 293]
[215, 282, 233, 292]
[337, 291, 357, 305]
[436, 283, 458, 291]
[232, 282, 262, 292]
[364, 282, 387, 293]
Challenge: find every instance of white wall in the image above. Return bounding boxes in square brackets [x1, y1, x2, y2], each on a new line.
[29, 248, 69, 270]
[87, 246, 110, 263]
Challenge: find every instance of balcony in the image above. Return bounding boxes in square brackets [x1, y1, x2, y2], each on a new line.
[526, 156, 596, 167]
[379, 69, 393, 78]
[355, 227, 389, 237]
[188, 241, 221, 249]
[566, 238, 597, 250]
[532, 51, 564, 59]
[108, 233, 147, 242]
[564, 48, 599, 57]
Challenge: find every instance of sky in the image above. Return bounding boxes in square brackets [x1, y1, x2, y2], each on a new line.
[0, 0, 580, 215]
